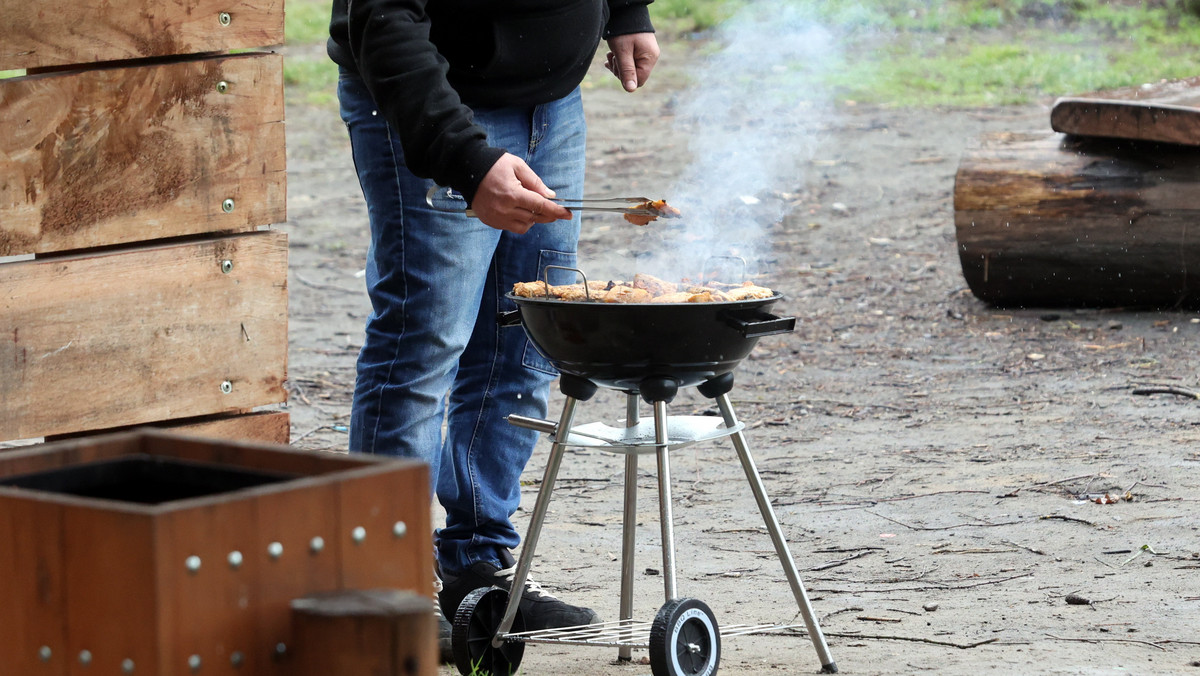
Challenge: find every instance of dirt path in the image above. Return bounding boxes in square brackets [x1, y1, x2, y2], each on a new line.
[282, 35, 1200, 676]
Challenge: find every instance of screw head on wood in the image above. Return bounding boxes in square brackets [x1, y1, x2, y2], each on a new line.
[351, 526, 367, 544]
[222, 198, 235, 213]
[38, 646, 51, 662]
[79, 650, 92, 665]
[392, 521, 407, 538]
[220, 380, 233, 394]
[216, 81, 229, 94]
[309, 536, 325, 554]
[227, 550, 243, 569]
[230, 651, 245, 667]
[267, 541, 284, 560]
[220, 259, 233, 273]
[185, 555, 202, 574]
[188, 654, 202, 671]
[122, 658, 136, 673]
[218, 12, 232, 26]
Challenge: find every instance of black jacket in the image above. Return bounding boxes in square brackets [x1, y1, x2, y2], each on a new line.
[328, 0, 653, 203]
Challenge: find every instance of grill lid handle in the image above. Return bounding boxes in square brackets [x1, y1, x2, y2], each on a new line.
[722, 309, 796, 337]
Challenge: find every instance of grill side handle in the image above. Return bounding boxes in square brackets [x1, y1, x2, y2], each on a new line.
[722, 309, 796, 337]
[497, 309, 523, 327]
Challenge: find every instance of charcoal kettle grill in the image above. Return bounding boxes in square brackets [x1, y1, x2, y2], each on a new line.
[449, 273, 837, 676]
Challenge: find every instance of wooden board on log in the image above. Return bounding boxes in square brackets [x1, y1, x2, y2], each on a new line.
[0, 0, 283, 71]
[0, 231, 288, 441]
[1051, 76, 1200, 146]
[0, 52, 285, 256]
[954, 131, 1200, 308]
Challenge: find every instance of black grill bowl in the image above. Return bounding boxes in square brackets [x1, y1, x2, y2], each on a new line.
[503, 292, 796, 391]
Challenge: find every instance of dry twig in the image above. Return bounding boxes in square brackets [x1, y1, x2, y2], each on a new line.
[1045, 633, 1166, 651]
[1131, 385, 1199, 399]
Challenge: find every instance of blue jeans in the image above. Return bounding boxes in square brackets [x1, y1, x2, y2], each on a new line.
[337, 70, 585, 574]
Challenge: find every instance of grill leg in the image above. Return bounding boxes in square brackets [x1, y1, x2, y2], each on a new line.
[715, 393, 838, 673]
[618, 394, 640, 662]
[652, 399, 678, 602]
[493, 396, 581, 643]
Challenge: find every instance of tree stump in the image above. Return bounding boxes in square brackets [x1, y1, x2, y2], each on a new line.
[954, 131, 1200, 308]
[290, 589, 436, 676]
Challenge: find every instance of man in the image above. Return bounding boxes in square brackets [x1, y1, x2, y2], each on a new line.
[326, 0, 660, 648]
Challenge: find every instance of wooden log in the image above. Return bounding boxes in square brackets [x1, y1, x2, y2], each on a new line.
[290, 590, 438, 676]
[954, 131, 1200, 308]
[0, 52, 286, 256]
[0, 0, 283, 71]
[0, 231, 288, 441]
[1051, 77, 1200, 146]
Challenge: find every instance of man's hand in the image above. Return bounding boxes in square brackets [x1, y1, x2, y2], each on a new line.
[605, 32, 660, 92]
[469, 154, 573, 233]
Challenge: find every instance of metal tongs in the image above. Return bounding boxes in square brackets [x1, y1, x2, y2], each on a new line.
[424, 186, 676, 222]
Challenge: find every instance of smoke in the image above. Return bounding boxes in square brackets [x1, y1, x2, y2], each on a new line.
[630, 1, 838, 284]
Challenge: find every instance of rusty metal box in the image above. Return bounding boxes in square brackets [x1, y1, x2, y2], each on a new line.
[0, 430, 431, 675]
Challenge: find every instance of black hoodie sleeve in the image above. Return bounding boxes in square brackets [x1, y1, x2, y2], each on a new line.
[605, 0, 654, 38]
[342, 0, 503, 204]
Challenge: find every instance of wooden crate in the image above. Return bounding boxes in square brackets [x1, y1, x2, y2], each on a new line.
[0, 0, 289, 445]
[0, 431, 432, 676]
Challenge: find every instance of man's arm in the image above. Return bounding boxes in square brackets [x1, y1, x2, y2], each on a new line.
[343, 0, 502, 204]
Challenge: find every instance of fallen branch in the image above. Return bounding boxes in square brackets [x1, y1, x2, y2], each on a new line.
[811, 571, 1032, 594]
[1039, 514, 1096, 527]
[1045, 633, 1166, 651]
[782, 629, 999, 650]
[810, 550, 875, 571]
[1131, 385, 1200, 400]
[1003, 539, 1047, 556]
[867, 510, 1021, 531]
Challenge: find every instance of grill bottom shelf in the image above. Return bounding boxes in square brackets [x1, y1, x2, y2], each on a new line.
[503, 619, 807, 648]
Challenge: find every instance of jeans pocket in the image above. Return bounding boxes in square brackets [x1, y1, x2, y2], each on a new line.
[519, 248, 577, 376]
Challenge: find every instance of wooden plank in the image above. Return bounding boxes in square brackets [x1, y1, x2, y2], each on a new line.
[0, 495, 67, 675]
[166, 411, 290, 445]
[0, 53, 286, 256]
[251, 482, 343, 676]
[156, 498, 263, 675]
[45, 411, 292, 446]
[1051, 77, 1200, 146]
[0, 231, 288, 441]
[61, 505, 160, 675]
[337, 464, 432, 594]
[142, 431, 371, 477]
[0, 0, 283, 71]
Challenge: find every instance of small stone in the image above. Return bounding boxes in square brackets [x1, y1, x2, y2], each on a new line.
[922, 602, 939, 612]
[1064, 593, 1091, 605]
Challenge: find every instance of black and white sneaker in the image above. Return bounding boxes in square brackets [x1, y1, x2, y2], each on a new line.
[438, 550, 600, 631]
[433, 572, 454, 662]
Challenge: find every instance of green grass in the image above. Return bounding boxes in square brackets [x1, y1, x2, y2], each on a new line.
[282, 0, 338, 106]
[779, 0, 1200, 105]
[279, 0, 1200, 108]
